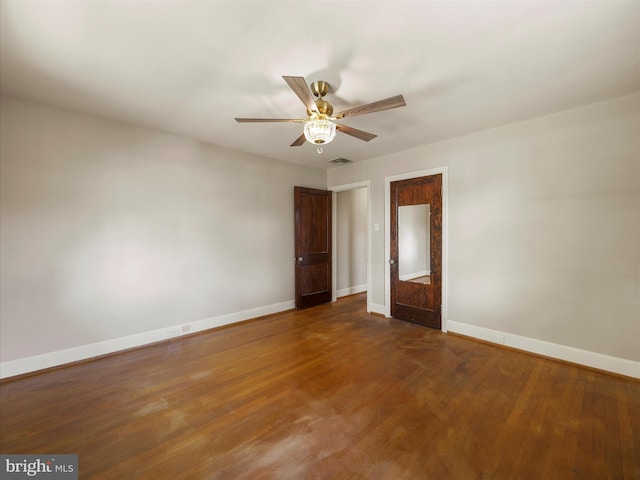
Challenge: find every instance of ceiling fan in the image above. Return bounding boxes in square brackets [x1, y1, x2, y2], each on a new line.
[235, 76, 406, 147]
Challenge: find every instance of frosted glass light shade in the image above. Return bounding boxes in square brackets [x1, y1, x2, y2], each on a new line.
[304, 118, 336, 144]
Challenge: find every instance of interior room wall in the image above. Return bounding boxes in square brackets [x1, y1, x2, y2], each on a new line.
[336, 188, 367, 297]
[328, 93, 640, 370]
[0, 95, 326, 371]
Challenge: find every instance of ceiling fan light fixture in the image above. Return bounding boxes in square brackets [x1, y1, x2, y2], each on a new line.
[235, 76, 406, 147]
[304, 117, 336, 145]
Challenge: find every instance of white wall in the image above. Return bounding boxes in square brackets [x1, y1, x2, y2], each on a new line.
[336, 188, 367, 297]
[2, 93, 638, 378]
[0, 96, 326, 372]
[328, 94, 640, 373]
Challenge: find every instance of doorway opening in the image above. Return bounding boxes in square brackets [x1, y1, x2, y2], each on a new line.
[330, 181, 371, 313]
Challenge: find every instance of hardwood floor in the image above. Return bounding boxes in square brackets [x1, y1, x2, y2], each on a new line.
[1, 293, 638, 479]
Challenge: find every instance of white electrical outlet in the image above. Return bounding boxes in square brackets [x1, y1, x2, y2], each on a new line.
[490, 333, 505, 344]
[181, 325, 190, 334]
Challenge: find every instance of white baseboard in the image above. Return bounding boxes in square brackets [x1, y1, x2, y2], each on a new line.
[0, 300, 295, 379]
[447, 320, 640, 379]
[7, 306, 634, 380]
[369, 303, 386, 316]
[337, 284, 367, 298]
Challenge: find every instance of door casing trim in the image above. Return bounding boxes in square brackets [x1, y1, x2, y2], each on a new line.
[385, 167, 448, 332]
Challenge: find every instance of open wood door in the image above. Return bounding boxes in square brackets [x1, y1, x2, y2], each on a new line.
[294, 187, 332, 309]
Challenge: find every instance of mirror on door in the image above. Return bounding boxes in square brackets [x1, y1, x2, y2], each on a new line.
[398, 204, 431, 285]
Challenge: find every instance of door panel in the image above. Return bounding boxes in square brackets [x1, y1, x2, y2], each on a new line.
[294, 187, 332, 309]
[390, 175, 442, 329]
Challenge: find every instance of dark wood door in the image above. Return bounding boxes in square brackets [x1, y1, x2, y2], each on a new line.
[390, 174, 442, 329]
[294, 186, 332, 309]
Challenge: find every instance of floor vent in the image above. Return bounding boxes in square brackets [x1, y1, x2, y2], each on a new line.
[329, 157, 352, 165]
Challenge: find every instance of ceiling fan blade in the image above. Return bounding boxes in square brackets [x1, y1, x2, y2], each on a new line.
[334, 94, 406, 119]
[290, 133, 307, 146]
[283, 76, 318, 114]
[235, 118, 304, 123]
[336, 124, 377, 142]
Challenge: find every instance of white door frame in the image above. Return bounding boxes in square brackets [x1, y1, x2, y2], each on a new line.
[329, 181, 372, 314]
[385, 167, 448, 332]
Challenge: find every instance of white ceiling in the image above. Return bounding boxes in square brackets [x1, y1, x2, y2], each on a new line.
[1, 1, 638, 170]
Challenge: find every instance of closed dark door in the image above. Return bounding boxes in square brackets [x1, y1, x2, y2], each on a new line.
[294, 186, 332, 309]
[390, 174, 442, 329]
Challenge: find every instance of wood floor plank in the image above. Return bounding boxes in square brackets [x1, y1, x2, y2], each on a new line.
[541, 361, 582, 479]
[620, 381, 640, 479]
[1, 293, 638, 479]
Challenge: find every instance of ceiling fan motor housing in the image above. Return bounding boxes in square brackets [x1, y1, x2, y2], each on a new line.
[308, 98, 333, 117]
[310, 81, 329, 97]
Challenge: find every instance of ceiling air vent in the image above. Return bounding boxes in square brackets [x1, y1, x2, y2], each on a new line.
[329, 157, 352, 165]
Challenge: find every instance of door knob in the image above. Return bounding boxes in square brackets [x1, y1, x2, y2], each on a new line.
[389, 259, 395, 264]
[297, 257, 303, 262]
